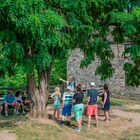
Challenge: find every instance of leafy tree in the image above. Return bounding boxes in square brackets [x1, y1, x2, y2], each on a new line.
[0, 0, 140, 118]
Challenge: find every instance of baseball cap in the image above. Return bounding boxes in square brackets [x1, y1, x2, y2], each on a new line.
[90, 82, 95, 87]
[67, 86, 72, 91]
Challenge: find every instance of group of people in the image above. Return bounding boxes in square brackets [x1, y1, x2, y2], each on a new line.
[51, 77, 110, 131]
[0, 91, 30, 117]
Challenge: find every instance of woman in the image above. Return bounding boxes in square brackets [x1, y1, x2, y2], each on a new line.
[102, 84, 110, 123]
[72, 84, 84, 131]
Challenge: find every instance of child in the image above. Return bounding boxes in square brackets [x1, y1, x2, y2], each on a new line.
[60, 86, 73, 127]
[22, 92, 31, 108]
[51, 87, 61, 120]
[15, 91, 25, 114]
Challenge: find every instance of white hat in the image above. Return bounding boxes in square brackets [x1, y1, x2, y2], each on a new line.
[90, 82, 95, 87]
[67, 86, 72, 91]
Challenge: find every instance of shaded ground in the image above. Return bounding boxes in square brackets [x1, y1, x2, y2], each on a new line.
[0, 98, 140, 140]
[0, 130, 17, 140]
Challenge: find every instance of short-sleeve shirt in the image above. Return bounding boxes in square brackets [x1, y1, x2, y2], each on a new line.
[4, 95, 15, 104]
[73, 92, 84, 105]
[22, 96, 27, 102]
[15, 96, 22, 102]
[87, 88, 98, 105]
[63, 92, 73, 105]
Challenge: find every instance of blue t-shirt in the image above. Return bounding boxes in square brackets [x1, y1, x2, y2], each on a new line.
[4, 95, 15, 103]
[87, 88, 98, 105]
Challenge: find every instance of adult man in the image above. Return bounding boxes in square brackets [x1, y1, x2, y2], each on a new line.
[59, 77, 77, 92]
[4, 91, 16, 117]
[86, 82, 99, 128]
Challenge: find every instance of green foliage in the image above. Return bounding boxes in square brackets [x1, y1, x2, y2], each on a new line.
[0, 0, 140, 88]
[111, 6, 140, 86]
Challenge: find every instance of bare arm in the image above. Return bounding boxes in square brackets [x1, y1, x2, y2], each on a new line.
[59, 78, 67, 83]
[87, 96, 90, 106]
[51, 93, 55, 100]
[62, 100, 64, 108]
[103, 92, 107, 105]
[72, 99, 76, 104]
[97, 96, 99, 103]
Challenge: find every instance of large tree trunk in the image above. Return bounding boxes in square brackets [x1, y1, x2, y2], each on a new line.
[27, 68, 51, 118]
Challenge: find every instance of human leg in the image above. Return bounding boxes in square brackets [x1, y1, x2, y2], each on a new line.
[87, 105, 94, 127]
[0, 106, 3, 115]
[87, 115, 91, 127]
[4, 103, 8, 116]
[95, 114, 98, 127]
[104, 111, 109, 122]
[53, 110, 57, 119]
[93, 105, 98, 127]
[57, 109, 60, 119]
[60, 105, 67, 125]
[15, 103, 21, 114]
[21, 103, 25, 114]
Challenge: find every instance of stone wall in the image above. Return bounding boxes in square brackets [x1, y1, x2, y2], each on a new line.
[67, 45, 140, 100]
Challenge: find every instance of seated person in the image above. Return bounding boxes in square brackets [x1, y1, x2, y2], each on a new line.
[4, 91, 16, 117]
[22, 92, 30, 108]
[15, 91, 25, 114]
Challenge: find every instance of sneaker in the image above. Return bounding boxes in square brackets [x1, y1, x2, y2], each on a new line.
[13, 109, 17, 114]
[22, 111, 25, 114]
[16, 111, 20, 115]
[66, 122, 71, 128]
[5, 112, 8, 117]
[75, 128, 80, 132]
[79, 126, 82, 130]
[60, 121, 64, 126]
[87, 125, 90, 128]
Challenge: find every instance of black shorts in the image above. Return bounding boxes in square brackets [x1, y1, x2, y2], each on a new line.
[17, 100, 22, 103]
[2, 103, 15, 108]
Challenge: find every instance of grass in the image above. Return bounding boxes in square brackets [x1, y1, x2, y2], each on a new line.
[110, 98, 140, 106]
[84, 97, 140, 106]
[0, 117, 140, 140]
[124, 109, 140, 113]
[0, 98, 140, 140]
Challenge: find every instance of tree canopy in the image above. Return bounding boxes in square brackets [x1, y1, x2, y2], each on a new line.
[0, 0, 140, 117]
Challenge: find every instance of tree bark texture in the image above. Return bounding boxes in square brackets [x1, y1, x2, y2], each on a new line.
[27, 69, 51, 118]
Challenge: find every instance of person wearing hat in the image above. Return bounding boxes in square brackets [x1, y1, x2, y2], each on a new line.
[60, 86, 73, 127]
[86, 82, 99, 128]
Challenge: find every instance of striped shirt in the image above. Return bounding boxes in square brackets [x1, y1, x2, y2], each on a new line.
[62, 92, 73, 105]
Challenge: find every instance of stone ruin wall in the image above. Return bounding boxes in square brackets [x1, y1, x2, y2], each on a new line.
[67, 45, 140, 100]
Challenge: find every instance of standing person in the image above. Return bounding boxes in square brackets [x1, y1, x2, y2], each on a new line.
[60, 86, 73, 127]
[86, 82, 99, 128]
[51, 87, 61, 120]
[73, 84, 84, 132]
[4, 91, 16, 117]
[102, 84, 110, 123]
[59, 77, 77, 92]
[15, 91, 25, 114]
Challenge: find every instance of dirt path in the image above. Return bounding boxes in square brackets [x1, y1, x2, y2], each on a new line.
[0, 130, 17, 140]
[111, 108, 140, 130]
